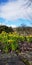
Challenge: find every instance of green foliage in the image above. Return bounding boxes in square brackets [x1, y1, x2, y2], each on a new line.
[26, 36, 32, 43]
[0, 31, 32, 53]
[19, 36, 25, 42]
[29, 37, 32, 43]
[0, 31, 19, 53]
[3, 45, 8, 53]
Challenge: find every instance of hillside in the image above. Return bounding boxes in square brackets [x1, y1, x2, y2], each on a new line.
[14, 27, 32, 35]
[0, 25, 14, 33]
[0, 25, 32, 35]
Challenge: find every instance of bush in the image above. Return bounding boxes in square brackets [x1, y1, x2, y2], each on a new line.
[0, 31, 32, 53]
[8, 39, 18, 51]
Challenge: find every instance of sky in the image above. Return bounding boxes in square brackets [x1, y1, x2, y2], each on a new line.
[0, 0, 32, 28]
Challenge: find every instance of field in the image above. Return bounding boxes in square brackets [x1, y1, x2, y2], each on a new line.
[0, 31, 32, 53]
[0, 26, 32, 65]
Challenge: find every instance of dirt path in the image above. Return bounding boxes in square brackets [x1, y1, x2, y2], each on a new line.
[0, 55, 25, 65]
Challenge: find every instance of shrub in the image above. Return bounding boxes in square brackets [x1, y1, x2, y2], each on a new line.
[8, 39, 18, 51]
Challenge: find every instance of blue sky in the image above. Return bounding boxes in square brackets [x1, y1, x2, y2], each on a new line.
[0, 0, 32, 27]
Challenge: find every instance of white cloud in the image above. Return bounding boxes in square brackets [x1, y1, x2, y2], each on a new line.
[0, 0, 32, 20]
[10, 24, 16, 28]
[0, 22, 16, 28]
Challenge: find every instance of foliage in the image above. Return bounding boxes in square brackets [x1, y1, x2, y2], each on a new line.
[0, 31, 32, 53]
[0, 25, 14, 33]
